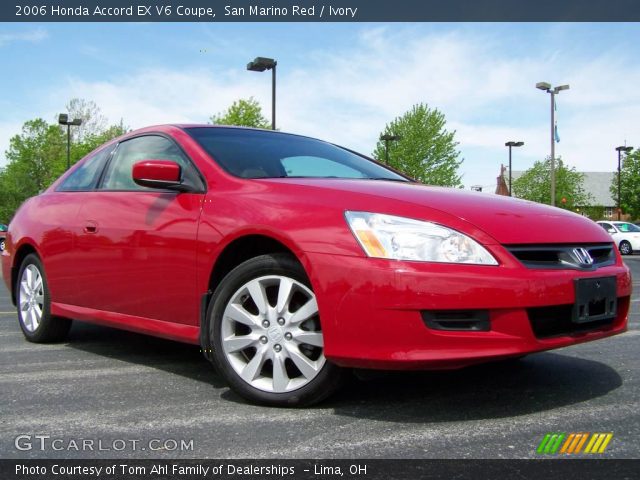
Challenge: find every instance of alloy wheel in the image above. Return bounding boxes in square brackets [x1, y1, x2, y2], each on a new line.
[221, 275, 325, 393]
[620, 241, 632, 255]
[18, 264, 45, 332]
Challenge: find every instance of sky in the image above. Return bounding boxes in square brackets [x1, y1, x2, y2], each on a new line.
[0, 22, 639, 190]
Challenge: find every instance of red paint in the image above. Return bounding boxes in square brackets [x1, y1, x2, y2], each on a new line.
[2, 125, 631, 369]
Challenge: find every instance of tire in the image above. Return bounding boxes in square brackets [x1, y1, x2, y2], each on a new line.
[16, 254, 71, 343]
[208, 253, 345, 407]
[0, 238, 5, 252]
[619, 240, 632, 255]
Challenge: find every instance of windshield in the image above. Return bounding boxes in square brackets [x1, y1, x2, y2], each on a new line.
[617, 222, 640, 233]
[185, 127, 409, 181]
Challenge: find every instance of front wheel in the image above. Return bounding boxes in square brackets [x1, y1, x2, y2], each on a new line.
[16, 254, 71, 343]
[619, 240, 632, 255]
[208, 254, 344, 406]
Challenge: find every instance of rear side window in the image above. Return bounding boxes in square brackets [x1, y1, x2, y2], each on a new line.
[100, 135, 194, 191]
[57, 146, 113, 191]
[599, 223, 613, 232]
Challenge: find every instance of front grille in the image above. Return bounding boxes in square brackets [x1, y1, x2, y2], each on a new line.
[506, 243, 615, 270]
[528, 304, 615, 338]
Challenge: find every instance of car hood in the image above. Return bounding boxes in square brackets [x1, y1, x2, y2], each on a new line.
[257, 178, 612, 245]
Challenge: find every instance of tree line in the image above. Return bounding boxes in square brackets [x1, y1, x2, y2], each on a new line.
[1, 97, 637, 223]
[0, 98, 463, 222]
[0, 99, 127, 222]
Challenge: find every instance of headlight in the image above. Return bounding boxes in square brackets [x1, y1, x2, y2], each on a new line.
[345, 211, 498, 265]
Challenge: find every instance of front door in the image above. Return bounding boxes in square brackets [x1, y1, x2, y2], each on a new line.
[70, 134, 204, 325]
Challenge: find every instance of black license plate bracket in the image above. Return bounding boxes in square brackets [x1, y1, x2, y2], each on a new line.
[572, 276, 617, 324]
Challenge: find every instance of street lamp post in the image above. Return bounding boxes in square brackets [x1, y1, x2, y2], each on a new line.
[505, 141, 524, 196]
[247, 57, 277, 130]
[58, 114, 83, 171]
[380, 134, 401, 164]
[615, 145, 633, 220]
[536, 82, 569, 207]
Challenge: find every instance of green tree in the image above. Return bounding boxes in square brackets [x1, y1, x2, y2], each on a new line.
[611, 149, 640, 220]
[0, 102, 128, 222]
[210, 97, 271, 129]
[65, 98, 108, 142]
[512, 157, 592, 209]
[373, 103, 462, 186]
[0, 119, 65, 221]
[72, 122, 128, 160]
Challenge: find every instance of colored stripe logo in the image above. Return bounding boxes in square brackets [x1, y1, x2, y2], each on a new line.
[537, 433, 613, 454]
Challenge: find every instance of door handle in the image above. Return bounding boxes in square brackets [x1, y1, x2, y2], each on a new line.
[83, 221, 98, 234]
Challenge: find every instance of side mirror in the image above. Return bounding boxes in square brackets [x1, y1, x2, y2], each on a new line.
[132, 160, 188, 191]
[608, 228, 616, 234]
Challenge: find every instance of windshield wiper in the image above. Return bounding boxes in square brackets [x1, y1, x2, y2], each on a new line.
[366, 177, 411, 182]
[268, 175, 341, 179]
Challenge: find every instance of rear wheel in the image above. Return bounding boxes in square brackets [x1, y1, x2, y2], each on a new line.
[209, 253, 344, 406]
[16, 254, 71, 343]
[619, 240, 632, 255]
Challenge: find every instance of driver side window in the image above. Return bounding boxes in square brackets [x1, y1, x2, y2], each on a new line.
[101, 135, 193, 191]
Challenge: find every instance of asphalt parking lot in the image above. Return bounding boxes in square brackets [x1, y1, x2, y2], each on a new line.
[0, 258, 638, 459]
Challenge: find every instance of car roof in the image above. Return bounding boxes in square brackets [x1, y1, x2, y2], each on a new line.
[122, 124, 331, 145]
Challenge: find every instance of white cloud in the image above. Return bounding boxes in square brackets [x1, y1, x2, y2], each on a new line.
[49, 68, 255, 127]
[0, 28, 48, 47]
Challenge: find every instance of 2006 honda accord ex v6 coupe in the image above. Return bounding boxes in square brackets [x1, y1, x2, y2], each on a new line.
[2, 125, 632, 406]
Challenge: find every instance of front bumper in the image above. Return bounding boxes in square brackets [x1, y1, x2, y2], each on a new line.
[306, 252, 631, 369]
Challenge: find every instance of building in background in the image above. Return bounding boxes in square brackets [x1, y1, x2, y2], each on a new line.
[502, 170, 625, 220]
[495, 165, 510, 196]
[579, 172, 618, 219]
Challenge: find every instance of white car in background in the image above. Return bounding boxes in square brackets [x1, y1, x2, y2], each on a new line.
[0, 223, 7, 252]
[597, 220, 640, 255]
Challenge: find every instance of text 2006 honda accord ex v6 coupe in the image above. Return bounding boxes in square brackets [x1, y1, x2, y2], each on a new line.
[2, 125, 631, 406]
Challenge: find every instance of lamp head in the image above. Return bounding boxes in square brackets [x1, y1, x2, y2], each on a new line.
[247, 57, 277, 72]
[380, 134, 402, 141]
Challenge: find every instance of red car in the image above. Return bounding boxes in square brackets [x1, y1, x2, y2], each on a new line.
[2, 125, 632, 406]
